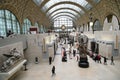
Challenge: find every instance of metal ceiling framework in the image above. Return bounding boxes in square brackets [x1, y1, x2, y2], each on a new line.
[49, 9, 80, 18]
[33, 0, 101, 24]
[53, 16, 73, 21]
[51, 13, 77, 19]
[47, 7, 81, 17]
[50, 12, 78, 20]
[44, 1, 87, 13]
[42, 1, 87, 22]
[52, 15, 77, 22]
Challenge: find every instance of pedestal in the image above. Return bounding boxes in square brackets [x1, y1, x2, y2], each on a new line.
[0, 59, 27, 80]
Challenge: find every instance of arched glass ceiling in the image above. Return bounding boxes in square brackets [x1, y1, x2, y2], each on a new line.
[46, 4, 84, 16]
[51, 15, 76, 21]
[49, 9, 80, 18]
[54, 17, 73, 28]
[51, 13, 76, 20]
[54, 16, 73, 21]
[42, 0, 92, 12]
[50, 12, 78, 20]
[52, 16, 75, 24]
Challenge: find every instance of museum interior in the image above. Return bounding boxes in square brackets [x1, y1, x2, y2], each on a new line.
[0, 0, 120, 80]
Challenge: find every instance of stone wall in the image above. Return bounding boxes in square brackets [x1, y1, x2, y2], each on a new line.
[0, 0, 119, 30]
[84, 31, 120, 59]
[24, 33, 56, 63]
[76, 0, 120, 29]
[0, 0, 51, 33]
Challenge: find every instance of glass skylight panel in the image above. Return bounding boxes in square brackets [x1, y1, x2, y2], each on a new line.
[50, 9, 79, 18]
[80, 10, 85, 15]
[54, 16, 72, 21]
[84, 4, 92, 10]
[46, 4, 82, 15]
[51, 13, 76, 20]
[52, 15, 75, 21]
[42, 0, 88, 12]
[33, 0, 43, 6]
[54, 17, 73, 28]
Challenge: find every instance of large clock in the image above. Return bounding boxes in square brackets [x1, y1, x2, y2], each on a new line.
[61, 25, 66, 31]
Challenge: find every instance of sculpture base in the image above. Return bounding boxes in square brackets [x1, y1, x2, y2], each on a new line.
[78, 57, 89, 68]
[0, 59, 27, 80]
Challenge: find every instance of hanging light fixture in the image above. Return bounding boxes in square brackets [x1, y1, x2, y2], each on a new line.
[89, 13, 94, 33]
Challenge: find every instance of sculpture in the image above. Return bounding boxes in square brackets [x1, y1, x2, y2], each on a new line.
[78, 34, 89, 68]
[1, 48, 22, 72]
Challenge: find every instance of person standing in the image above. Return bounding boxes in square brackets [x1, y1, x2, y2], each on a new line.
[104, 57, 107, 65]
[73, 49, 76, 57]
[52, 66, 56, 76]
[49, 56, 52, 65]
[35, 57, 38, 64]
[98, 54, 102, 63]
[111, 56, 114, 65]
[76, 55, 79, 61]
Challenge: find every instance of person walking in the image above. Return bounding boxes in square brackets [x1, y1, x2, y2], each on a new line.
[35, 57, 38, 64]
[76, 55, 79, 61]
[111, 56, 114, 65]
[104, 57, 107, 65]
[73, 49, 76, 57]
[52, 66, 56, 76]
[49, 56, 52, 65]
[97, 54, 101, 63]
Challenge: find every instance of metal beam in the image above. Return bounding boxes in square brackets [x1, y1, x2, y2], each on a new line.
[39, 0, 50, 8]
[47, 8, 81, 17]
[50, 12, 78, 20]
[45, 1, 87, 13]
[86, 0, 95, 6]
[51, 15, 76, 22]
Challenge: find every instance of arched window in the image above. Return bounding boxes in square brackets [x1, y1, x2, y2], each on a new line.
[35, 22, 39, 27]
[54, 16, 73, 32]
[40, 25, 45, 33]
[103, 15, 119, 31]
[93, 19, 102, 31]
[0, 10, 20, 37]
[22, 19, 31, 34]
[35, 22, 39, 32]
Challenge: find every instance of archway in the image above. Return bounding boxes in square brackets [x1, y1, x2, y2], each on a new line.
[103, 14, 119, 31]
[0, 9, 20, 37]
[22, 18, 32, 34]
[93, 19, 102, 31]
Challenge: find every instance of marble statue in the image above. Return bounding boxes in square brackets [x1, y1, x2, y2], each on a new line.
[1, 48, 22, 72]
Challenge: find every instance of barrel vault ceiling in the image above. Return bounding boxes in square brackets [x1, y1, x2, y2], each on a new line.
[33, 0, 101, 23]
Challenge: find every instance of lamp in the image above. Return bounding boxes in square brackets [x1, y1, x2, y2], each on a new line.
[89, 13, 94, 33]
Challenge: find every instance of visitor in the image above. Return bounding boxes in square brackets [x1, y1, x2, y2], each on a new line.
[111, 56, 114, 65]
[52, 65, 56, 76]
[49, 56, 52, 65]
[98, 54, 102, 63]
[76, 55, 79, 61]
[104, 57, 107, 65]
[35, 57, 38, 64]
[73, 49, 76, 57]
[7, 30, 13, 37]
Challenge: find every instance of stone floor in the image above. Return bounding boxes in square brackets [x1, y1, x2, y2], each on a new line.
[13, 55, 120, 80]
[13, 41, 120, 80]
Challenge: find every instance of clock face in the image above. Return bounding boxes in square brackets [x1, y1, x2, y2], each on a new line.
[61, 25, 66, 30]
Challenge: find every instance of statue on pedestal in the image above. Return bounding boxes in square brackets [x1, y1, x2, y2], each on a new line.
[78, 34, 89, 68]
